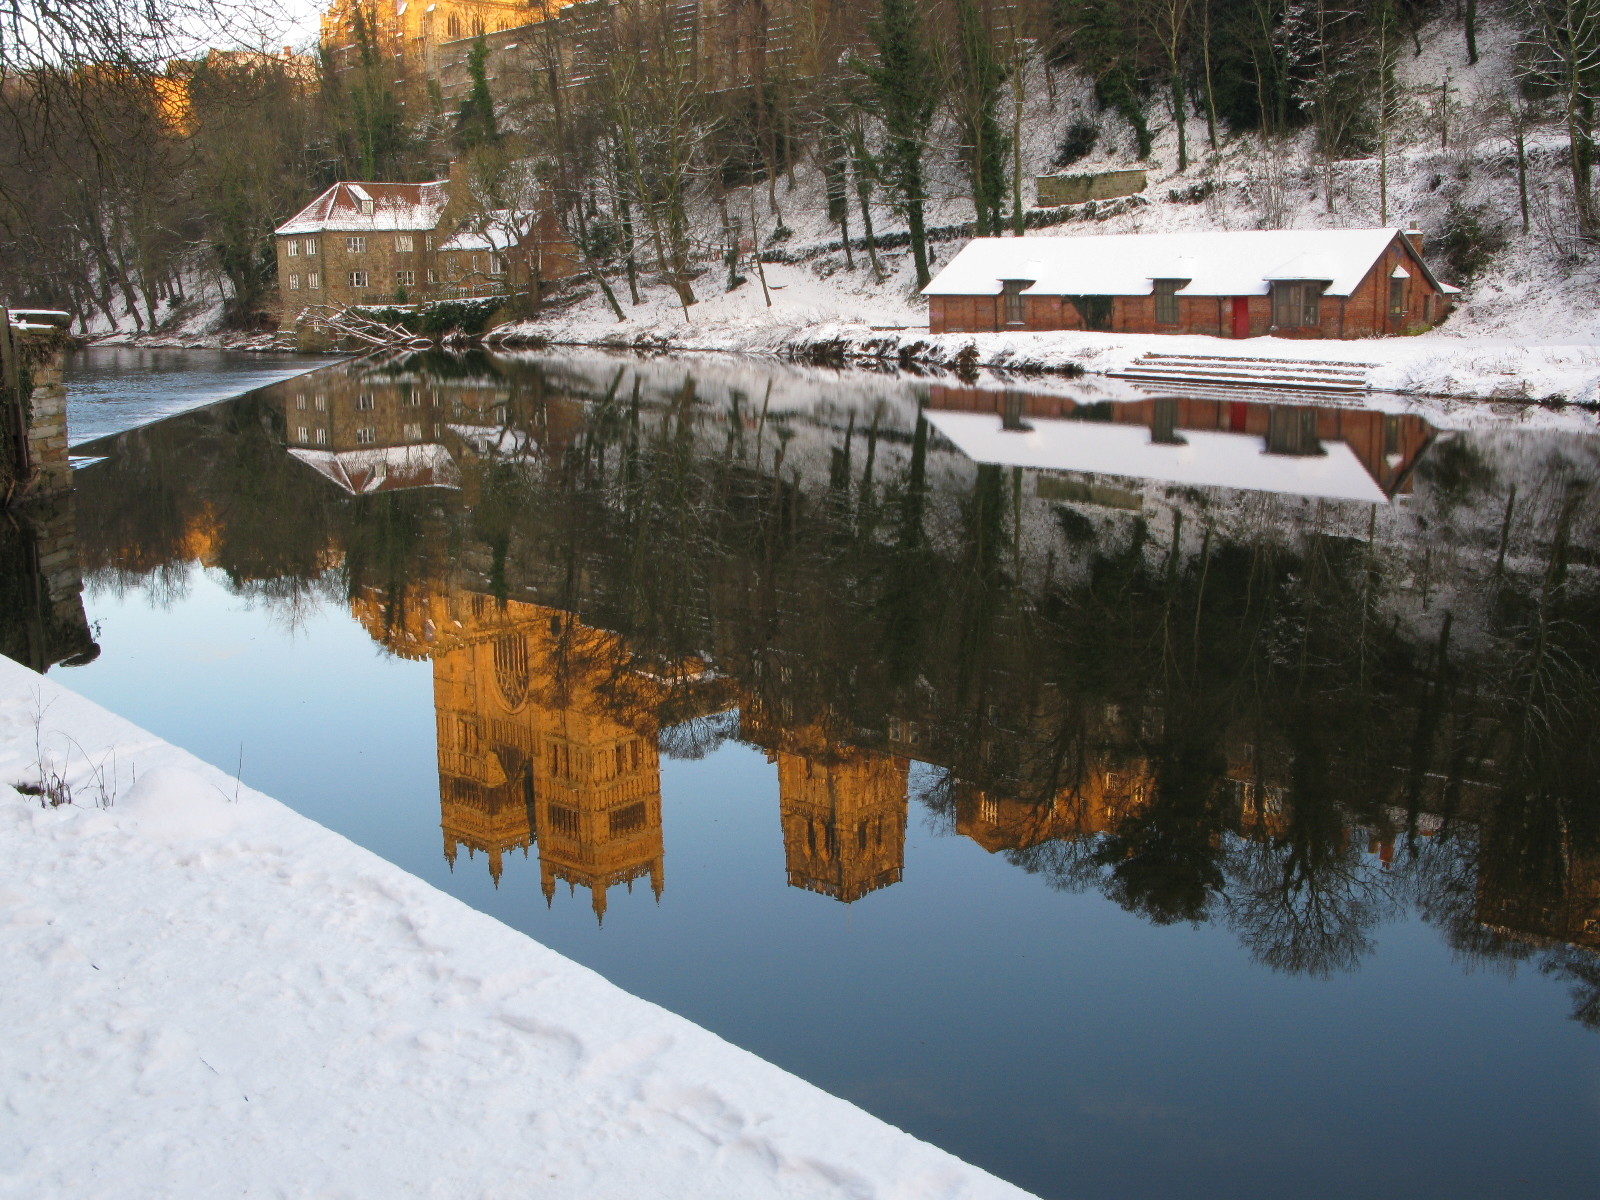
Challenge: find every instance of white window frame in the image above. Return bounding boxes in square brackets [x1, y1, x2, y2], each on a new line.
[350, 270, 369, 288]
[346, 236, 367, 253]
[307, 272, 321, 289]
[288, 275, 301, 290]
[286, 239, 299, 257]
[395, 234, 414, 253]
[304, 239, 318, 257]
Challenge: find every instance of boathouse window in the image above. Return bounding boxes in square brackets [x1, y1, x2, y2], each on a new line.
[1001, 280, 1031, 326]
[1271, 281, 1321, 328]
[1153, 279, 1183, 325]
[286, 239, 299, 257]
[350, 270, 369, 288]
[1389, 278, 1406, 317]
[346, 236, 366, 253]
[307, 273, 320, 289]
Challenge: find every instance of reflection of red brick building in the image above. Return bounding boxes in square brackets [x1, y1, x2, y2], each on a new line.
[927, 385, 1435, 499]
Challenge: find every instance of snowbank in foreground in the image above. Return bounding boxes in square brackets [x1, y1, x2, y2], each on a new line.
[0, 656, 1034, 1200]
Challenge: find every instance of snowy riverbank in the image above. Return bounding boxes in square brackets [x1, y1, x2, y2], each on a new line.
[489, 262, 1600, 407]
[0, 655, 1033, 1199]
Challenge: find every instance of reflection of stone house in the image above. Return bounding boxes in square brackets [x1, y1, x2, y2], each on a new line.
[925, 229, 1458, 338]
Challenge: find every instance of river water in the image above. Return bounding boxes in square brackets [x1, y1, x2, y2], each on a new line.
[10, 347, 1600, 1199]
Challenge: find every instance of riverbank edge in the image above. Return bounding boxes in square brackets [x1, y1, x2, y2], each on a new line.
[0, 655, 1034, 1199]
[483, 322, 1600, 408]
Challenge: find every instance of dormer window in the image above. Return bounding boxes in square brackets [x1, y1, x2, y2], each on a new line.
[1001, 279, 1032, 327]
[360, 199, 375, 216]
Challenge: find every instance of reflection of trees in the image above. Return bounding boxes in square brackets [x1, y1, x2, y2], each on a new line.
[72, 352, 1600, 1022]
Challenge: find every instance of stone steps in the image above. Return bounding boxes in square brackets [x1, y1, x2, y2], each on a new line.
[1110, 352, 1373, 393]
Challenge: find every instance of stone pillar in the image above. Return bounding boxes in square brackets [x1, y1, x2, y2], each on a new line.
[22, 340, 70, 496]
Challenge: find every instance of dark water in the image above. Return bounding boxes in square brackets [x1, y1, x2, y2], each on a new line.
[9, 350, 1600, 1199]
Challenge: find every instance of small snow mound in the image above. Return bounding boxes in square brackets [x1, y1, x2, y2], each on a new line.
[120, 766, 243, 841]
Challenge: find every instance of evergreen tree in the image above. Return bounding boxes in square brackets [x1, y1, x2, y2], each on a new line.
[456, 35, 501, 151]
[861, 0, 939, 287]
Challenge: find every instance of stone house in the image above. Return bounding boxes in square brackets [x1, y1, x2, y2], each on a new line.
[924, 228, 1460, 339]
[275, 181, 451, 314]
[274, 179, 578, 318]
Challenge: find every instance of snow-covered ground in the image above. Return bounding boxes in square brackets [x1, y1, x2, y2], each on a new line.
[0, 655, 1033, 1200]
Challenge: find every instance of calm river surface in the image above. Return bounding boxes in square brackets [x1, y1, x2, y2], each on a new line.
[8, 348, 1600, 1199]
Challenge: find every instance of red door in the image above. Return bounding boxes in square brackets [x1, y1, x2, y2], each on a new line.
[1231, 297, 1251, 339]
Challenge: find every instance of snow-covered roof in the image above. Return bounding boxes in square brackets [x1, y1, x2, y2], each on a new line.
[438, 210, 536, 252]
[276, 181, 449, 236]
[287, 444, 460, 493]
[927, 410, 1391, 503]
[924, 229, 1443, 299]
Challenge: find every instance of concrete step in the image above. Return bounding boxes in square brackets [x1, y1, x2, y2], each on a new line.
[1111, 351, 1371, 393]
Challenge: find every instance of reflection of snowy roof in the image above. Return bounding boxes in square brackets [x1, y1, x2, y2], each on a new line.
[927, 411, 1390, 503]
[276, 181, 449, 235]
[924, 229, 1440, 298]
[447, 424, 535, 457]
[288, 444, 460, 493]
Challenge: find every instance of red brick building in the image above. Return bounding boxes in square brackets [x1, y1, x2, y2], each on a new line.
[925, 229, 1459, 339]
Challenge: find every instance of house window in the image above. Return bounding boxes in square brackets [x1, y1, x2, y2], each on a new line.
[314, 394, 326, 411]
[403, 422, 422, 441]
[350, 270, 369, 288]
[395, 270, 416, 286]
[1153, 279, 1183, 325]
[286, 239, 299, 257]
[395, 234, 414, 252]
[346, 236, 366, 253]
[296, 425, 308, 442]
[304, 238, 317, 257]
[356, 393, 375, 410]
[307, 272, 320, 289]
[471, 253, 481, 274]
[424, 234, 434, 252]
[288, 275, 301, 290]
[490, 253, 507, 275]
[426, 269, 439, 285]
[1001, 279, 1029, 326]
[295, 394, 306, 410]
[1271, 281, 1322, 328]
[1389, 278, 1406, 317]
[315, 428, 328, 445]
[356, 427, 376, 445]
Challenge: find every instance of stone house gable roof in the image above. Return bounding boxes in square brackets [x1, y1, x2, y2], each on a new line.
[275, 181, 450, 235]
[924, 229, 1457, 300]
